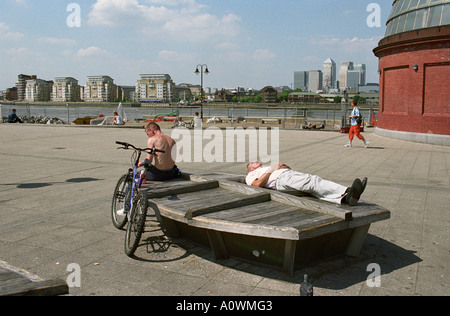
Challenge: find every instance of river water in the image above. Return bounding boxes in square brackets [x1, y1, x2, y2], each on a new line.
[1, 103, 362, 124]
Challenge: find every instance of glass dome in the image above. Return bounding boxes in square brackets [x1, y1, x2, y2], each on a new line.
[385, 0, 450, 37]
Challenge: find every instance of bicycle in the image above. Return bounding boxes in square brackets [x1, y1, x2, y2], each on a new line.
[111, 141, 165, 257]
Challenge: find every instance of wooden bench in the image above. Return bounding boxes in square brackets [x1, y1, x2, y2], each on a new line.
[261, 119, 281, 124]
[142, 173, 390, 276]
[0, 263, 68, 296]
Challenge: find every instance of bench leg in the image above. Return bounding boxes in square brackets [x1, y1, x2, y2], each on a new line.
[149, 202, 180, 237]
[346, 225, 370, 257]
[207, 231, 229, 260]
[283, 240, 297, 277]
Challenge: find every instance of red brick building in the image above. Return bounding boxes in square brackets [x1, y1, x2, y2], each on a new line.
[260, 86, 278, 103]
[3, 87, 18, 101]
[373, 0, 450, 146]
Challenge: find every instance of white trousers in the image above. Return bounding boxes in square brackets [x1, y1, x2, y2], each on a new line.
[276, 170, 347, 205]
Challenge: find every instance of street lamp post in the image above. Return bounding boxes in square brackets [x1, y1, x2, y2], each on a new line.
[195, 64, 209, 120]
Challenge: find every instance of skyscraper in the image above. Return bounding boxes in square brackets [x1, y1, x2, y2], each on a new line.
[308, 70, 322, 92]
[347, 70, 362, 90]
[339, 61, 353, 91]
[322, 58, 336, 92]
[294, 71, 308, 91]
[354, 64, 366, 86]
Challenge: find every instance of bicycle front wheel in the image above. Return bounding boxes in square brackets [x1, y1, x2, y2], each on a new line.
[125, 191, 148, 257]
[112, 174, 132, 230]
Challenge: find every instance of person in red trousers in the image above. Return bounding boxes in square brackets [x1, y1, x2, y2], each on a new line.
[345, 101, 369, 148]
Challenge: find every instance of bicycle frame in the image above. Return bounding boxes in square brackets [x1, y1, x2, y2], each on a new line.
[126, 150, 142, 222]
[115, 141, 164, 221]
[113, 141, 168, 257]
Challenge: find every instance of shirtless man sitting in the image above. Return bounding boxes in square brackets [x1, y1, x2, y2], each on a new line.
[140, 122, 181, 181]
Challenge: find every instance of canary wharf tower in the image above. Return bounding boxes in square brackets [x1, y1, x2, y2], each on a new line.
[373, 0, 450, 146]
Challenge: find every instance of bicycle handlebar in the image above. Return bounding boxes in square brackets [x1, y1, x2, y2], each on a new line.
[116, 141, 165, 154]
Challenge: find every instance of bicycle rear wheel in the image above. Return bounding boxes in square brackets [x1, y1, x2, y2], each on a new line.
[125, 191, 148, 257]
[111, 174, 132, 230]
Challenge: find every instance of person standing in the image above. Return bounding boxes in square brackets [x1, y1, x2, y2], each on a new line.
[345, 101, 369, 148]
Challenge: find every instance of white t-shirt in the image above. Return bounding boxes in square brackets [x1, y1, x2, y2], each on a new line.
[115, 115, 124, 125]
[246, 167, 288, 189]
[193, 117, 202, 128]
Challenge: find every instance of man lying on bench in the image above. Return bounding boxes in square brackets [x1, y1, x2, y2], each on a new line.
[246, 161, 367, 206]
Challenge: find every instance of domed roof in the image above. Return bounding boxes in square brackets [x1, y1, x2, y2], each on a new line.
[385, 0, 450, 37]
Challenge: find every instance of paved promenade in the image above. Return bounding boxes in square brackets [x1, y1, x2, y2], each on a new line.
[0, 124, 448, 296]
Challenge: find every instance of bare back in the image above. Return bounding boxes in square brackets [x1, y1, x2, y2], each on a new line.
[147, 133, 176, 170]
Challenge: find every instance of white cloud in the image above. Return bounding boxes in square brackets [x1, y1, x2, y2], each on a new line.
[87, 0, 241, 42]
[311, 36, 382, 53]
[0, 22, 24, 40]
[37, 37, 76, 46]
[2, 47, 31, 62]
[74, 46, 109, 58]
[88, 0, 171, 26]
[161, 13, 240, 42]
[2, 47, 30, 55]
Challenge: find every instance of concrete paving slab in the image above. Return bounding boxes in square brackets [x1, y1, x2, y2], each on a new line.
[0, 124, 448, 296]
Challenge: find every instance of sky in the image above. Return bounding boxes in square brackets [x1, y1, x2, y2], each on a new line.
[0, 0, 394, 91]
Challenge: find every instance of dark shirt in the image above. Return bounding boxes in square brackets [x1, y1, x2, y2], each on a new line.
[8, 112, 22, 123]
[8, 112, 17, 122]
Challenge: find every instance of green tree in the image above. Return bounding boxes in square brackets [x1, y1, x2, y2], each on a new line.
[333, 96, 342, 103]
[352, 95, 367, 103]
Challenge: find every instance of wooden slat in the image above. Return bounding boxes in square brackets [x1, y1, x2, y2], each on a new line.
[294, 217, 350, 240]
[206, 202, 294, 222]
[145, 180, 219, 199]
[151, 188, 224, 207]
[156, 204, 300, 240]
[349, 203, 391, 227]
[0, 266, 68, 297]
[245, 209, 322, 226]
[185, 193, 271, 219]
[152, 188, 245, 214]
[270, 192, 353, 221]
[211, 176, 354, 221]
[0, 279, 69, 297]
